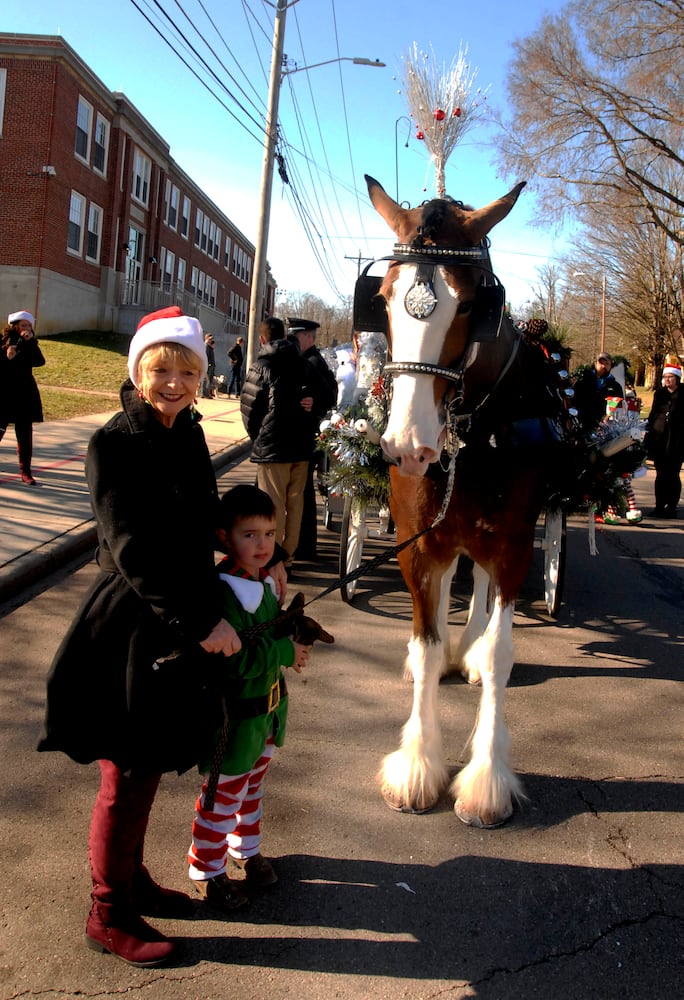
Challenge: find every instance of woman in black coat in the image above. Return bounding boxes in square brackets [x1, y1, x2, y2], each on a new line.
[0, 309, 45, 484]
[37, 306, 245, 968]
[646, 364, 684, 517]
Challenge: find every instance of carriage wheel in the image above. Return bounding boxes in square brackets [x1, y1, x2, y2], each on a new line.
[339, 496, 366, 603]
[542, 508, 567, 617]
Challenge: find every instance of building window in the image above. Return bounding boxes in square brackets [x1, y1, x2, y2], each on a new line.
[93, 114, 110, 174]
[201, 216, 209, 253]
[215, 227, 221, 262]
[210, 278, 217, 308]
[208, 221, 216, 259]
[163, 179, 171, 224]
[132, 148, 151, 206]
[190, 266, 198, 295]
[177, 258, 186, 289]
[67, 191, 86, 254]
[75, 96, 92, 162]
[224, 234, 231, 269]
[85, 202, 103, 262]
[163, 249, 174, 292]
[181, 196, 190, 239]
[169, 185, 179, 230]
[194, 208, 202, 247]
[0, 69, 7, 138]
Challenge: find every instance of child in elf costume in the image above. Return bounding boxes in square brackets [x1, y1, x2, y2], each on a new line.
[187, 485, 311, 912]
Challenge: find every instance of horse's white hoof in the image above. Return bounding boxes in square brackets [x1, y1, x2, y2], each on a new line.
[454, 797, 513, 828]
[381, 783, 439, 815]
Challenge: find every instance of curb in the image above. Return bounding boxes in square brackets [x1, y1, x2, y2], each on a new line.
[0, 440, 251, 605]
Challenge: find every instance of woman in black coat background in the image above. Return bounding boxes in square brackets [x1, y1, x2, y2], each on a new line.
[0, 309, 45, 484]
[37, 306, 245, 968]
[646, 363, 684, 517]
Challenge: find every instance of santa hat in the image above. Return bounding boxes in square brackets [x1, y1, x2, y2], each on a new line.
[663, 365, 682, 378]
[127, 306, 206, 386]
[8, 310, 35, 326]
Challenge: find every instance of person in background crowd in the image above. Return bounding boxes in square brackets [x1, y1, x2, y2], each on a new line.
[228, 336, 245, 397]
[286, 317, 337, 560]
[202, 333, 216, 398]
[37, 306, 246, 968]
[240, 317, 323, 572]
[646, 361, 684, 518]
[0, 310, 46, 485]
[572, 352, 624, 431]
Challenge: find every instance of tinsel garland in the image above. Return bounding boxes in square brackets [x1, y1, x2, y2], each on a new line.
[568, 409, 647, 515]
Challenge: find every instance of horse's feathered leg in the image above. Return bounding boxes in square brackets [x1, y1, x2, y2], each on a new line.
[380, 541, 452, 813]
[380, 634, 449, 813]
[452, 593, 524, 827]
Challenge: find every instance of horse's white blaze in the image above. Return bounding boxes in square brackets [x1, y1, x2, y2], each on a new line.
[382, 266, 459, 470]
[379, 635, 449, 810]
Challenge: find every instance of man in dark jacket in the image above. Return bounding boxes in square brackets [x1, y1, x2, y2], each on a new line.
[241, 317, 320, 567]
[286, 317, 337, 559]
[646, 363, 684, 517]
[227, 336, 244, 396]
[573, 352, 624, 430]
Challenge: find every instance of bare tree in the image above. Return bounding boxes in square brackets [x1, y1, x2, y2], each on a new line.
[496, 0, 684, 243]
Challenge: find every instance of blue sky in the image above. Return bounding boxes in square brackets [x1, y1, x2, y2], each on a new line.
[4, 0, 563, 310]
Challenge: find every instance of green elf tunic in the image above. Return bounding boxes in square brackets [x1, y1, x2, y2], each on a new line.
[202, 558, 295, 776]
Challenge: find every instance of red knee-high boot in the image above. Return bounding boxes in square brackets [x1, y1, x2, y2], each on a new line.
[85, 761, 175, 967]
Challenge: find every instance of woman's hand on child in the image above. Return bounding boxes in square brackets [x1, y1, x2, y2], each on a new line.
[291, 641, 311, 673]
[200, 619, 242, 656]
[269, 561, 288, 603]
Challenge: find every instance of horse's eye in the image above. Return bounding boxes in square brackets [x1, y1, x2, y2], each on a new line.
[456, 299, 474, 316]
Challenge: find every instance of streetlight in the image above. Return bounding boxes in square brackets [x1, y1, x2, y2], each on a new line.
[394, 116, 411, 203]
[246, 0, 385, 367]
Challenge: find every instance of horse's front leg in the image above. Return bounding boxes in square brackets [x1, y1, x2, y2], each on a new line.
[451, 593, 523, 827]
[380, 553, 451, 813]
[451, 561, 490, 684]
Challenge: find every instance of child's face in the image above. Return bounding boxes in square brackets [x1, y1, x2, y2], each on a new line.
[220, 515, 277, 577]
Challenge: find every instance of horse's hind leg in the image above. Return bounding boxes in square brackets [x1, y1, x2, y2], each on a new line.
[451, 562, 490, 684]
[451, 594, 523, 827]
[380, 634, 450, 813]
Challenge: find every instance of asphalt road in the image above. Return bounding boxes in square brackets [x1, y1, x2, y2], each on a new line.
[0, 460, 682, 1000]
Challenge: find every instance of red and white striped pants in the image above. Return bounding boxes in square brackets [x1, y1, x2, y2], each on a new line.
[188, 737, 275, 880]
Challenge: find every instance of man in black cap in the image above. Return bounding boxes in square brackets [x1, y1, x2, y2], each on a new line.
[287, 318, 337, 559]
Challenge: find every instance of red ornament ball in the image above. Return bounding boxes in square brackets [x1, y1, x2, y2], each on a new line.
[433, 107, 445, 121]
[453, 107, 462, 117]
[416, 130, 425, 140]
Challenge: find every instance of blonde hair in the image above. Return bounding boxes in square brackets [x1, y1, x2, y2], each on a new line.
[138, 341, 202, 376]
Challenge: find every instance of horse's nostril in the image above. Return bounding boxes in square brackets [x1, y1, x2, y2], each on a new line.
[419, 455, 425, 462]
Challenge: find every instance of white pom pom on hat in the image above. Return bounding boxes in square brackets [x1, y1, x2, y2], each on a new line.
[8, 310, 35, 326]
[127, 306, 207, 386]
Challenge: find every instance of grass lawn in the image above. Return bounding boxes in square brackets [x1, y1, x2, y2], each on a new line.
[36, 331, 129, 420]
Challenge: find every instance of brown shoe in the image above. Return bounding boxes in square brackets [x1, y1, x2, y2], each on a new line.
[85, 905, 175, 967]
[233, 853, 278, 887]
[192, 873, 249, 912]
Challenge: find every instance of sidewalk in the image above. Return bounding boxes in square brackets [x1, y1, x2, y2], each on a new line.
[0, 396, 250, 602]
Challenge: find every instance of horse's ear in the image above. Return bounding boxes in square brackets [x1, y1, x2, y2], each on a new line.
[353, 264, 389, 334]
[471, 284, 506, 342]
[365, 174, 405, 231]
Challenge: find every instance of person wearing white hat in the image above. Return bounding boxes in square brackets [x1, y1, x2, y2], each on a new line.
[0, 310, 45, 484]
[37, 305, 250, 967]
[646, 360, 684, 517]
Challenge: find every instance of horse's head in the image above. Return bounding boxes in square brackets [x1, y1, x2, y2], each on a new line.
[364, 175, 526, 476]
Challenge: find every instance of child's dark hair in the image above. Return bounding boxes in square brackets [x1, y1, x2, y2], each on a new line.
[217, 484, 275, 532]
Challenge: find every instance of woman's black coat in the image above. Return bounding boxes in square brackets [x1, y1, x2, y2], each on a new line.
[0, 334, 45, 425]
[37, 382, 226, 774]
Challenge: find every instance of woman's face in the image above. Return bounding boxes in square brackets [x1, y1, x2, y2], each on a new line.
[138, 348, 201, 427]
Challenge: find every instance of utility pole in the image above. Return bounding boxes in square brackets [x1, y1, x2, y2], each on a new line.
[246, 0, 289, 369]
[344, 250, 373, 279]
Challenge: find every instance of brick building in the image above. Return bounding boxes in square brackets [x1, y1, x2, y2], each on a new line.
[0, 32, 276, 343]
